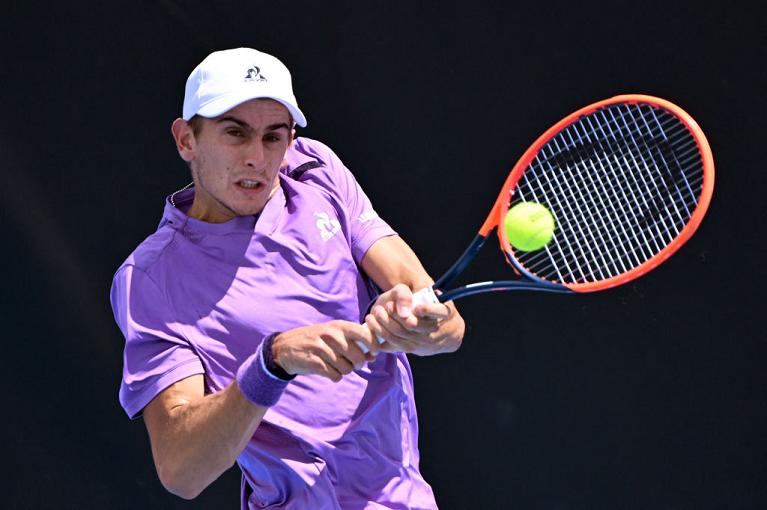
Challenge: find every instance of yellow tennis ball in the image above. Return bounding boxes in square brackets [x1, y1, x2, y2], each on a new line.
[504, 202, 556, 251]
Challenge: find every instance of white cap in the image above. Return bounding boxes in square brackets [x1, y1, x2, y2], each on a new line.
[182, 48, 307, 127]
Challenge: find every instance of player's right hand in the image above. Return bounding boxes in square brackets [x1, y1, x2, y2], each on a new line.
[270, 321, 378, 382]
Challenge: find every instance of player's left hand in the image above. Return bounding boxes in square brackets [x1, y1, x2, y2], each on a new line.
[364, 283, 464, 356]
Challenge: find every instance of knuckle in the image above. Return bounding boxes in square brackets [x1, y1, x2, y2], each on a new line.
[393, 283, 409, 293]
[309, 359, 326, 372]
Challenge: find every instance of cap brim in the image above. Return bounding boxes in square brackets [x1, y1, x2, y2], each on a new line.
[191, 91, 307, 127]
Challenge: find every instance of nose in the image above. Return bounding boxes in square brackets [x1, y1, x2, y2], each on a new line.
[244, 141, 266, 170]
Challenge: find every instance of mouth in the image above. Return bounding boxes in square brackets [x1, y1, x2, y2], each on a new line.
[236, 179, 266, 192]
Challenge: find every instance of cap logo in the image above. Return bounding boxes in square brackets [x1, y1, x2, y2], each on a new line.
[244, 65, 267, 83]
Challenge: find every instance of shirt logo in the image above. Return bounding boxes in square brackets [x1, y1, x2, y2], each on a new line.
[314, 212, 341, 242]
[358, 210, 379, 223]
[244, 65, 267, 82]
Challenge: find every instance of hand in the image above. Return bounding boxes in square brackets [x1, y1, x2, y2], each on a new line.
[271, 321, 378, 382]
[364, 284, 464, 356]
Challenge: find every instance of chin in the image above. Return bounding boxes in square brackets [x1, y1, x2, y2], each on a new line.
[238, 201, 269, 217]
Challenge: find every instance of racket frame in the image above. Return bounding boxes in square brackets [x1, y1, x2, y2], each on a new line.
[432, 94, 714, 301]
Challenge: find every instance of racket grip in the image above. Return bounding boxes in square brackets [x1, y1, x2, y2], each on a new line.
[357, 287, 441, 353]
[411, 286, 441, 306]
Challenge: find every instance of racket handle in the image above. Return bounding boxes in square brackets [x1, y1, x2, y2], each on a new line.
[358, 325, 382, 354]
[411, 286, 441, 306]
[357, 287, 441, 353]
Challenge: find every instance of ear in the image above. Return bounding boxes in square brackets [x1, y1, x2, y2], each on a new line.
[171, 118, 197, 163]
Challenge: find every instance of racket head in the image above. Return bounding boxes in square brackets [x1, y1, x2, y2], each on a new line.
[486, 94, 714, 292]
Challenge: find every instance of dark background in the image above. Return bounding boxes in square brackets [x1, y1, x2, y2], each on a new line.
[2, 1, 765, 509]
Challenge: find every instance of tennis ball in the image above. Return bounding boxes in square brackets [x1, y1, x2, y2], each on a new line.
[504, 202, 556, 251]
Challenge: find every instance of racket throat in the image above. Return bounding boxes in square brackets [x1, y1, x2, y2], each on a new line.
[434, 234, 489, 291]
[440, 280, 572, 302]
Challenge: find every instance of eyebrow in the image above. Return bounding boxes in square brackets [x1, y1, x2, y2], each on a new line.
[216, 116, 291, 133]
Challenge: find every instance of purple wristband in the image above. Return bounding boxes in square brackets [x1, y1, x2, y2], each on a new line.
[236, 335, 292, 407]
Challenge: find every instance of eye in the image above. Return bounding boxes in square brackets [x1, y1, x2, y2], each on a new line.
[264, 133, 282, 143]
[226, 129, 244, 138]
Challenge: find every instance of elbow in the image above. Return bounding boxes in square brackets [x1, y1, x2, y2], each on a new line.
[169, 485, 203, 501]
[170, 487, 202, 501]
[155, 456, 236, 500]
[156, 463, 205, 500]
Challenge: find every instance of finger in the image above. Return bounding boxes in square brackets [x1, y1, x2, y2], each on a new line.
[348, 323, 381, 356]
[389, 283, 414, 319]
[318, 345, 356, 376]
[365, 313, 404, 353]
[300, 352, 344, 382]
[305, 335, 355, 376]
[413, 303, 450, 320]
[331, 323, 377, 368]
[355, 329, 384, 355]
[380, 303, 438, 335]
[373, 304, 425, 339]
[375, 341, 399, 353]
[382, 301, 419, 331]
[335, 336, 370, 370]
[346, 322, 379, 354]
[364, 314, 385, 343]
[320, 361, 344, 383]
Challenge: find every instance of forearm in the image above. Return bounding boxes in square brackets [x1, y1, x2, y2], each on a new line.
[147, 381, 267, 499]
[363, 235, 434, 292]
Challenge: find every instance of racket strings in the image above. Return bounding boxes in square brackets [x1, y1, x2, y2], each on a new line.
[536, 113, 695, 280]
[534, 106, 700, 281]
[605, 107, 697, 226]
[512, 103, 705, 284]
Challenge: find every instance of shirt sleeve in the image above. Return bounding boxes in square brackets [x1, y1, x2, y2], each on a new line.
[291, 138, 397, 262]
[111, 264, 204, 419]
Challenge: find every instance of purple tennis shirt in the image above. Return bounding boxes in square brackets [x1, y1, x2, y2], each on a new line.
[110, 138, 438, 509]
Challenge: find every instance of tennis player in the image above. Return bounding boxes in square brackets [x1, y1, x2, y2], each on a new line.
[111, 47, 465, 509]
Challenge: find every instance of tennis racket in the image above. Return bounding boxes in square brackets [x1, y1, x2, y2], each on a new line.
[409, 94, 714, 306]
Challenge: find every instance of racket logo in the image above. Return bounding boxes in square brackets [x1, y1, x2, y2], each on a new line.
[314, 212, 341, 242]
[546, 132, 688, 228]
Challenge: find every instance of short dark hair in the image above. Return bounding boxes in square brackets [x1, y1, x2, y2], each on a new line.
[187, 115, 204, 136]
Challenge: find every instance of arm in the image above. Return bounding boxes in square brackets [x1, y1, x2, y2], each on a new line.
[361, 235, 465, 356]
[282, 139, 463, 352]
[143, 375, 265, 499]
[142, 321, 377, 499]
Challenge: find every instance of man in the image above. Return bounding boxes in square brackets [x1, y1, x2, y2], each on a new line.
[111, 47, 465, 509]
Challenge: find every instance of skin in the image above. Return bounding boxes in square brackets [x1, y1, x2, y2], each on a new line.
[171, 99, 293, 223]
[146, 98, 465, 499]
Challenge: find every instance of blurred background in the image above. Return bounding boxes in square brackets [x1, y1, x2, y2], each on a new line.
[2, 1, 765, 508]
